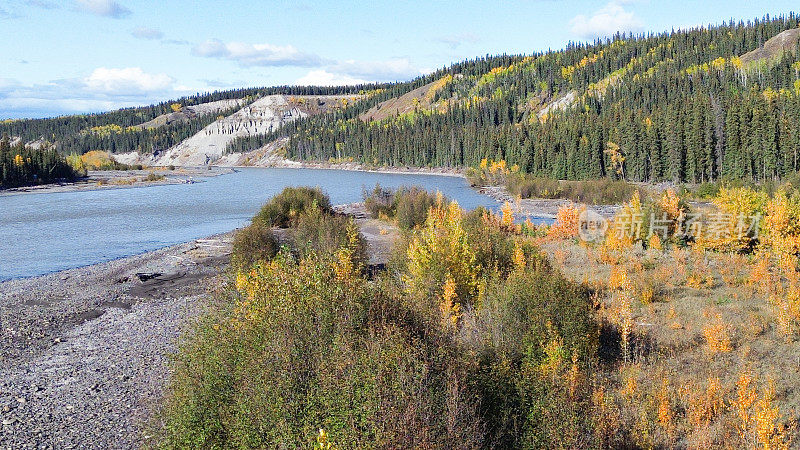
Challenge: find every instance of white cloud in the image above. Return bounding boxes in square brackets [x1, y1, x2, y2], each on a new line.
[192, 39, 322, 67]
[26, 0, 59, 9]
[0, 70, 189, 118]
[131, 26, 163, 40]
[75, 0, 131, 18]
[436, 32, 480, 49]
[570, 1, 644, 40]
[294, 70, 368, 87]
[331, 58, 427, 81]
[84, 67, 174, 93]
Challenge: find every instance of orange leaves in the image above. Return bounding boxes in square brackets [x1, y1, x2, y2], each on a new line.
[684, 250, 714, 290]
[609, 265, 633, 292]
[659, 189, 684, 228]
[501, 201, 514, 228]
[702, 313, 732, 353]
[686, 377, 723, 429]
[754, 380, 789, 450]
[648, 233, 663, 251]
[656, 377, 673, 435]
[513, 241, 526, 271]
[749, 253, 777, 296]
[548, 203, 584, 239]
[734, 370, 790, 449]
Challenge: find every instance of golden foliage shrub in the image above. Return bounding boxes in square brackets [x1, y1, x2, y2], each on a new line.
[702, 313, 732, 353]
[762, 190, 800, 256]
[696, 187, 767, 252]
[405, 200, 479, 307]
[548, 203, 584, 239]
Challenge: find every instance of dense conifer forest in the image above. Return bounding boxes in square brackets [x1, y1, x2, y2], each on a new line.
[6, 15, 800, 185]
[0, 135, 78, 188]
[230, 14, 800, 183]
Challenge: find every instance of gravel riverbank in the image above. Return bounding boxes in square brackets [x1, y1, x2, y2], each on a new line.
[0, 233, 234, 449]
[0, 203, 400, 448]
[0, 167, 232, 197]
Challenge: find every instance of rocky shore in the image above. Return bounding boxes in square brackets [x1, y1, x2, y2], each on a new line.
[0, 233, 234, 448]
[0, 204, 401, 448]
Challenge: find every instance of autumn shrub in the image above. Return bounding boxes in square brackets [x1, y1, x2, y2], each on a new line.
[695, 186, 768, 252]
[466, 158, 517, 186]
[80, 150, 130, 170]
[508, 175, 644, 205]
[462, 207, 538, 279]
[762, 189, 800, 256]
[363, 184, 444, 230]
[548, 203, 584, 239]
[231, 222, 279, 270]
[462, 259, 598, 447]
[608, 191, 687, 247]
[292, 205, 368, 269]
[255, 186, 332, 228]
[405, 200, 479, 308]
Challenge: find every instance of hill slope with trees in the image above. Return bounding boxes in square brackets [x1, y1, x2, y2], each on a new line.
[230, 14, 800, 184]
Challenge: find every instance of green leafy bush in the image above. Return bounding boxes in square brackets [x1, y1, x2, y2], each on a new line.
[363, 184, 444, 230]
[231, 222, 279, 270]
[255, 186, 332, 228]
[292, 205, 368, 268]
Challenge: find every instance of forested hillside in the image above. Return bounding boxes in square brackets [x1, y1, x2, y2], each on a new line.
[0, 85, 382, 157]
[233, 14, 800, 183]
[0, 135, 79, 188]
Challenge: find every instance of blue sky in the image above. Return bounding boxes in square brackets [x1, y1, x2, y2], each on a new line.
[0, 0, 797, 119]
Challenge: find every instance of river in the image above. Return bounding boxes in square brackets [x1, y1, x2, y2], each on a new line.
[0, 167, 551, 281]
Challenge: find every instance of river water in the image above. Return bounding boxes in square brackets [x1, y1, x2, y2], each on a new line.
[0, 168, 549, 281]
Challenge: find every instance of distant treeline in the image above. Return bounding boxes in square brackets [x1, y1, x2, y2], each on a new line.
[0, 84, 387, 157]
[0, 136, 78, 188]
[231, 14, 800, 183]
